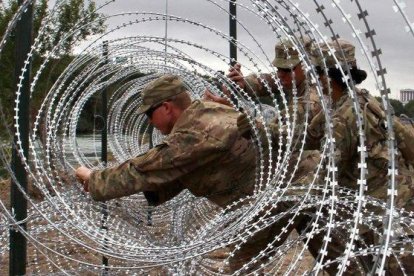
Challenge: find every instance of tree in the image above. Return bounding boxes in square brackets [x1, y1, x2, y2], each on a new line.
[404, 100, 414, 119]
[389, 98, 405, 116]
[37, 0, 106, 56]
[0, 0, 106, 133]
[375, 97, 405, 116]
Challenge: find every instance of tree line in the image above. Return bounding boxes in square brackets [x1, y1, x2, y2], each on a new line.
[376, 97, 414, 120]
[0, 0, 106, 137]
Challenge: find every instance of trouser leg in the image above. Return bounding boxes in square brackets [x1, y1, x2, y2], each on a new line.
[296, 212, 374, 275]
[228, 201, 304, 273]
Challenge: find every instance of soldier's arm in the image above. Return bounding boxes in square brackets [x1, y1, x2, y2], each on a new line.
[244, 73, 279, 98]
[88, 151, 164, 202]
[331, 106, 358, 164]
[226, 62, 278, 98]
[88, 131, 226, 202]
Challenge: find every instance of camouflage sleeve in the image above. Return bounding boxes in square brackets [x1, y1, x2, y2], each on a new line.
[331, 105, 358, 164]
[88, 147, 174, 202]
[88, 130, 227, 202]
[306, 110, 326, 149]
[305, 90, 323, 121]
[293, 86, 323, 124]
[268, 88, 322, 147]
[268, 118, 307, 153]
[244, 73, 278, 97]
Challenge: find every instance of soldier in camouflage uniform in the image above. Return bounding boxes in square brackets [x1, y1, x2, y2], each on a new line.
[76, 74, 315, 273]
[205, 35, 324, 185]
[207, 36, 325, 169]
[75, 74, 257, 208]
[204, 37, 342, 273]
[226, 35, 323, 123]
[74, 75, 325, 273]
[228, 38, 411, 275]
[305, 39, 414, 274]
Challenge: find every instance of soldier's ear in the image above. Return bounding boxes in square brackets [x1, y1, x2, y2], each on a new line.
[162, 101, 175, 114]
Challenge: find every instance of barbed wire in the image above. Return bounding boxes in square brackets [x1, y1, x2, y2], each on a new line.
[1, 0, 413, 274]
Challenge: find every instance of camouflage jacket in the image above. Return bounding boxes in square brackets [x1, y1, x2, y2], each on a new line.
[244, 73, 279, 98]
[251, 78, 322, 153]
[238, 75, 323, 194]
[307, 89, 414, 208]
[245, 73, 322, 125]
[88, 100, 257, 208]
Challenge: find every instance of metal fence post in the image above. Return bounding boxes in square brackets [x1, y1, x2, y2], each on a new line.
[229, 0, 238, 105]
[101, 40, 109, 273]
[9, 1, 33, 275]
[229, 0, 237, 66]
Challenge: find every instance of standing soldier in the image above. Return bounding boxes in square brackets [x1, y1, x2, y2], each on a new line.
[206, 34, 324, 184]
[207, 35, 324, 178]
[226, 37, 379, 274]
[204, 35, 344, 274]
[306, 38, 414, 274]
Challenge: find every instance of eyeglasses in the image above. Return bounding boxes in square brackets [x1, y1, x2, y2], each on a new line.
[277, 65, 298, 73]
[145, 103, 163, 119]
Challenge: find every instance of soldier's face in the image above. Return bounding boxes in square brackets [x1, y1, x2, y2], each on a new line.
[277, 63, 306, 90]
[148, 102, 175, 135]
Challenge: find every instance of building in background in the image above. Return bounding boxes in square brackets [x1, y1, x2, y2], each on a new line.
[400, 89, 414, 105]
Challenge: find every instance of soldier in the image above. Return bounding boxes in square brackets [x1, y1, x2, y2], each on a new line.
[74, 74, 323, 274]
[75, 74, 257, 208]
[75, 74, 320, 273]
[231, 38, 379, 275]
[306, 39, 414, 274]
[204, 36, 339, 273]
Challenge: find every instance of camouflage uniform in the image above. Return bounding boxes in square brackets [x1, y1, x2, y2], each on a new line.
[237, 37, 323, 147]
[309, 89, 414, 205]
[227, 37, 331, 273]
[244, 73, 322, 123]
[88, 100, 257, 208]
[306, 39, 414, 274]
[239, 37, 324, 190]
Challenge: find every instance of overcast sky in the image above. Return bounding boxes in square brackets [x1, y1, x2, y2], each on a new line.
[77, 0, 414, 99]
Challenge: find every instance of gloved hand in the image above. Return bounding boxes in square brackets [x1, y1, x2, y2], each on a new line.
[237, 113, 253, 139]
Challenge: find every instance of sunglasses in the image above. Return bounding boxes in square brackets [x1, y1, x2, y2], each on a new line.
[145, 102, 163, 119]
[277, 65, 298, 73]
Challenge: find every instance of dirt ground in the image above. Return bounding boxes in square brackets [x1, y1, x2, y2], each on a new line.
[1, 232, 316, 275]
[1, 178, 316, 275]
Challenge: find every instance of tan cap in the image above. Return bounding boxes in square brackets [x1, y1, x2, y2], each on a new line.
[316, 39, 357, 69]
[272, 36, 314, 69]
[137, 75, 186, 114]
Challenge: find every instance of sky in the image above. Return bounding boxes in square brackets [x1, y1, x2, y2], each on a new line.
[74, 0, 414, 100]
